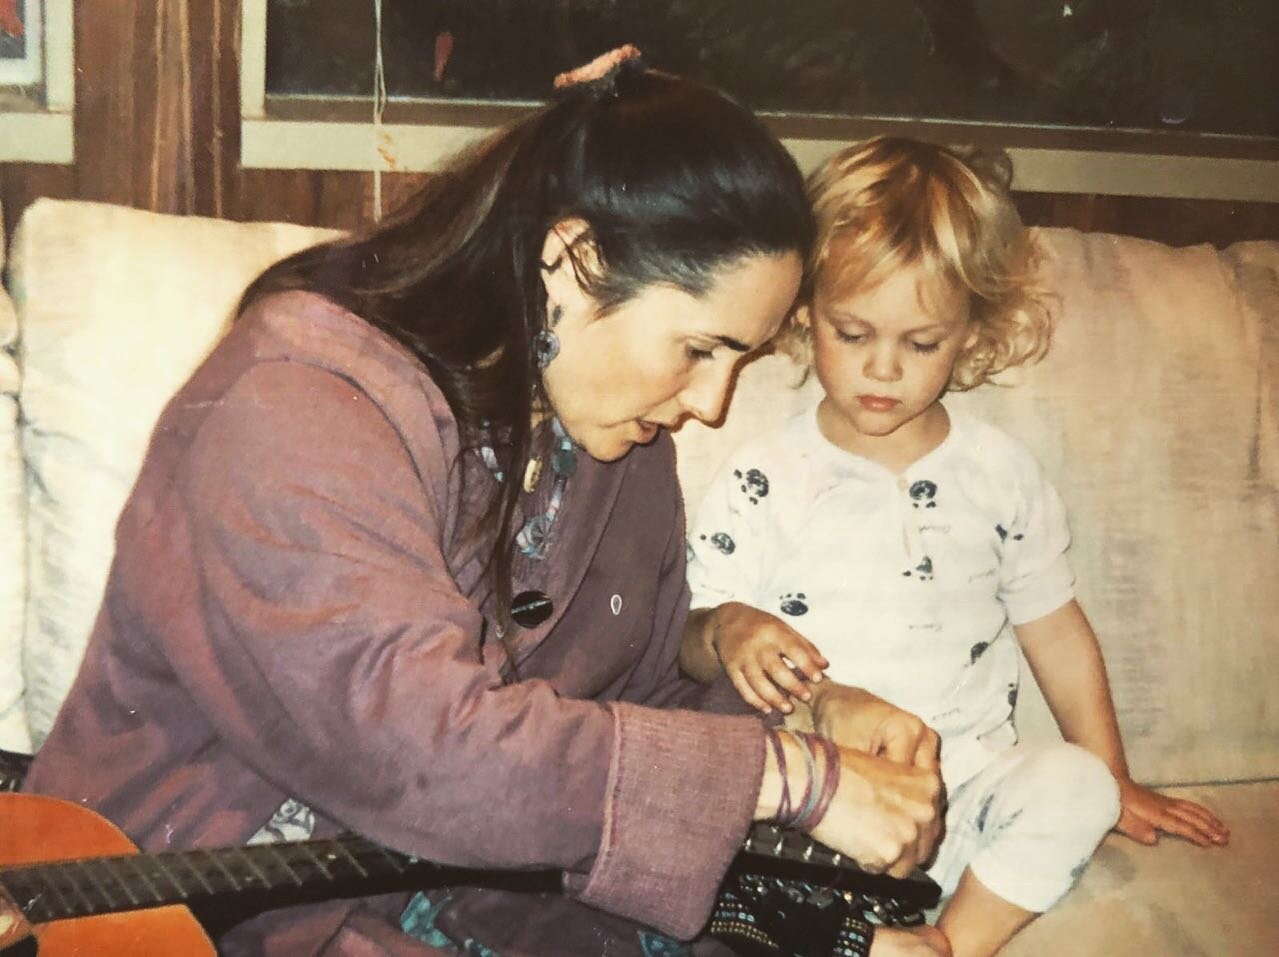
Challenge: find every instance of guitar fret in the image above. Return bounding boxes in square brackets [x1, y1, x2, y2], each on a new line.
[178, 849, 217, 896]
[75, 858, 120, 909]
[273, 843, 317, 883]
[200, 848, 244, 893]
[263, 843, 305, 887]
[118, 853, 165, 904]
[28, 868, 74, 919]
[58, 861, 99, 913]
[297, 842, 335, 880]
[330, 840, 371, 878]
[152, 854, 190, 899]
[231, 847, 271, 889]
[314, 842, 361, 881]
[366, 842, 408, 875]
[92, 857, 140, 907]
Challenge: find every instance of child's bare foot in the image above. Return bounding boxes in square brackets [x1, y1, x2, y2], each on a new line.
[870, 925, 952, 957]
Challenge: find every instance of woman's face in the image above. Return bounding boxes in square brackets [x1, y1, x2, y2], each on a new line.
[541, 241, 803, 462]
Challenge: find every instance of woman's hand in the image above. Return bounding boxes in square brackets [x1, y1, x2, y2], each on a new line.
[810, 683, 940, 771]
[1115, 777, 1230, 848]
[809, 742, 945, 879]
[707, 602, 828, 714]
[756, 733, 944, 879]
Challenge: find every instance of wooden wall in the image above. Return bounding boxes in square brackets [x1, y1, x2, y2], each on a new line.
[2, 0, 1277, 250]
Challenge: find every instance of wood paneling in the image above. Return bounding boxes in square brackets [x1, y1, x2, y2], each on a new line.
[1017, 193, 1279, 248]
[1, 1, 1276, 250]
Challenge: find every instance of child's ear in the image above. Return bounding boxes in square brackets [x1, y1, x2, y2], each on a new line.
[793, 302, 813, 329]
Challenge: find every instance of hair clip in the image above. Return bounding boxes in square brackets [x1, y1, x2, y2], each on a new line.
[553, 44, 643, 96]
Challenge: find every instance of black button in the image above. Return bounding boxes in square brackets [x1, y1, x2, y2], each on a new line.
[512, 589, 554, 628]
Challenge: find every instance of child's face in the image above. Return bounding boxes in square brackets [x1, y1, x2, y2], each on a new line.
[802, 263, 972, 461]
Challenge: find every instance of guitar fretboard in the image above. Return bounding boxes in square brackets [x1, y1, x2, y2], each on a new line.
[0, 823, 938, 926]
[0, 834, 444, 924]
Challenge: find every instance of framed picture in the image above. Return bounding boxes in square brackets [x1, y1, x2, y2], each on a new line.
[0, 0, 41, 87]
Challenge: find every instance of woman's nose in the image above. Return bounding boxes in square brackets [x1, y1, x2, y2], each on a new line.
[681, 363, 734, 424]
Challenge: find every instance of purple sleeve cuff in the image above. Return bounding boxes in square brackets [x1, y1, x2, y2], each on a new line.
[564, 701, 765, 939]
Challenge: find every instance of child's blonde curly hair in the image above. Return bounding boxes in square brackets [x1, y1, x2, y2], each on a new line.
[787, 136, 1050, 391]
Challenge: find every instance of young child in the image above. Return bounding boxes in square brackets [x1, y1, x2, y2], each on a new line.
[681, 137, 1229, 957]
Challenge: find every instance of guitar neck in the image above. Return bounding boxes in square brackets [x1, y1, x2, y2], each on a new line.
[1, 823, 938, 928]
[0, 833, 453, 925]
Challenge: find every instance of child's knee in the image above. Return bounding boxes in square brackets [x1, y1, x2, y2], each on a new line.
[1015, 744, 1120, 837]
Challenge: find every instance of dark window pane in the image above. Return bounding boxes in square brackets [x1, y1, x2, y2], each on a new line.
[265, 0, 1277, 138]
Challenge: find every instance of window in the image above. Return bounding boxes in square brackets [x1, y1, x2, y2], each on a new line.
[0, 0, 73, 164]
[241, 0, 1279, 201]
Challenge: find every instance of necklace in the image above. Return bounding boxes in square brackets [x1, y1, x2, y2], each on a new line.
[479, 418, 577, 562]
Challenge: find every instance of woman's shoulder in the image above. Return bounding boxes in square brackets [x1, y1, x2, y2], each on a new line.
[163, 290, 466, 495]
[238, 291, 432, 385]
[233, 290, 458, 432]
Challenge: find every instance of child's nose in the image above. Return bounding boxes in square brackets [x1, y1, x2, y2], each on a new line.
[864, 344, 903, 383]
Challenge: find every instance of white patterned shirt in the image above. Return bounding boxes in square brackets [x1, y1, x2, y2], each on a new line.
[687, 403, 1075, 787]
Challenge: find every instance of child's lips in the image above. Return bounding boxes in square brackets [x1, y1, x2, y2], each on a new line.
[858, 395, 900, 412]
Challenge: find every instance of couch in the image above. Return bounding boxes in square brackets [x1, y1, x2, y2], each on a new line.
[1, 198, 1276, 955]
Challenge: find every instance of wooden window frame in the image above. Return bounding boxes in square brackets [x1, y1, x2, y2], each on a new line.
[240, 0, 1279, 202]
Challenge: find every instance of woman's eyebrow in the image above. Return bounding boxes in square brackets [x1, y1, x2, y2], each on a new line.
[714, 334, 751, 352]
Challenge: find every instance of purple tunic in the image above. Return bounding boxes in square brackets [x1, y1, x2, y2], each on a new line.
[25, 292, 765, 955]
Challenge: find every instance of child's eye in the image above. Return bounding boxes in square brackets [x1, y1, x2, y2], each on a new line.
[834, 329, 868, 344]
[686, 345, 716, 362]
[911, 341, 942, 354]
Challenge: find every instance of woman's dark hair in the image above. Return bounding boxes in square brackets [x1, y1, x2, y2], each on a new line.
[238, 64, 813, 633]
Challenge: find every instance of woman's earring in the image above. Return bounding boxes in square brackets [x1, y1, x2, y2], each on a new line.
[534, 305, 562, 369]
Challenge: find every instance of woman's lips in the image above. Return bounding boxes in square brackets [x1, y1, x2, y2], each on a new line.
[858, 395, 900, 412]
[635, 419, 660, 442]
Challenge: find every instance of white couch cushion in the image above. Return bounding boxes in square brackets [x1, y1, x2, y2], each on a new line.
[0, 201, 30, 752]
[10, 200, 337, 747]
[676, 228, 1279, 787]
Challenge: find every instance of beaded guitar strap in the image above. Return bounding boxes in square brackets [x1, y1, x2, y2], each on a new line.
[710, 824, 939, 957]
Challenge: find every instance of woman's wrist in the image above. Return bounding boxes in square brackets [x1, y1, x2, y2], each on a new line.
[754, 727, 809, 821]
[753, 728, 840, 832]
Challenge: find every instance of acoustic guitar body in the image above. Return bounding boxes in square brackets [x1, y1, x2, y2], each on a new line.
[0, 795, 214, 956]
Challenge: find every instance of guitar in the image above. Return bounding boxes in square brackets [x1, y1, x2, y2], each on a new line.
[0, 794, 938, 956]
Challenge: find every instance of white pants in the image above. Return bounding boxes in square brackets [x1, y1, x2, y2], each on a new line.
[925, 743, 1121, 913]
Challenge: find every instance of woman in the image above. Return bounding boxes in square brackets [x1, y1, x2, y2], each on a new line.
[25, 54, 943, 956]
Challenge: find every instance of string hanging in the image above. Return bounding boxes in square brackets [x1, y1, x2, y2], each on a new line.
[371, 0, 388, 220]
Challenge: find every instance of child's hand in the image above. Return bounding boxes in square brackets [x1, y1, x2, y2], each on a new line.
[1116, 777, 1230, 847]
[709, 602, 829, 713]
